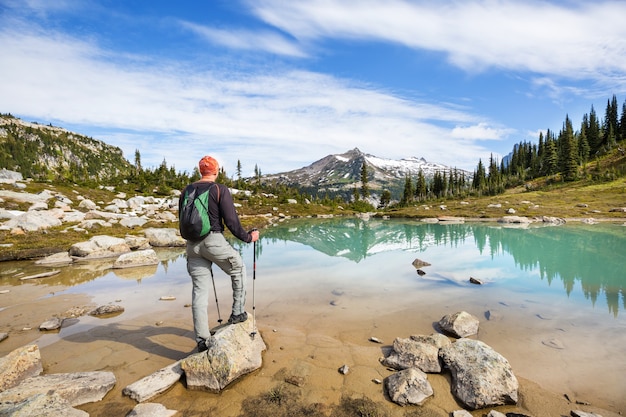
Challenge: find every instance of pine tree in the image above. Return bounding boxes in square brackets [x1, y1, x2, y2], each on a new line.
[415, 169, 427, 201]
[578, 120, 590, 164]
[472, 159, 486, 195]
[620, 101, 626, 142]
[400, 175, 413, 206]
[588, 105, 601, 155]
[542, 132, 559, 176]
[559, 116, 578, 181]
[360, 162, 370, 199]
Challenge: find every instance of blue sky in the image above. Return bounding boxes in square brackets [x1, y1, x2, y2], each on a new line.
[1, 0, 626, 176]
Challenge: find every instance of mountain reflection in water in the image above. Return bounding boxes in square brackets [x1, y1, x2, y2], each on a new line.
[240, 218, 625, 316]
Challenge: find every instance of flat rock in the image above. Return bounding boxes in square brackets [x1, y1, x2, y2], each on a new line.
[125, 402, 178, 417]
[123, 361, 183, 402]
[0, 392, 88, 417]
[0, 371, 116, 406]
[381, 333, 450, 373]
[144, 228, 185, 247]
[69, 235, 131, 259]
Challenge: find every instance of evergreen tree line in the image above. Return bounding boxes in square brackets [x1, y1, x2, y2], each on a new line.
[476, 94, 626, 191]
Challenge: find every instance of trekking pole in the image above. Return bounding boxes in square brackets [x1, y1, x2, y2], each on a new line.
[210, 267, 223, 324]
[250, 229, 258, 339]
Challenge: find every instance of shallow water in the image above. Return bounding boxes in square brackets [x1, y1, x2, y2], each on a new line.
[1, 218, 625, 414]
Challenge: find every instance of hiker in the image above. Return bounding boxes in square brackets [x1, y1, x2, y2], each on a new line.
[180, 155, 260, 353]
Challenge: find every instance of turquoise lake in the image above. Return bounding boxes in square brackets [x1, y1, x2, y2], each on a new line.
[1, 218, 625, 412]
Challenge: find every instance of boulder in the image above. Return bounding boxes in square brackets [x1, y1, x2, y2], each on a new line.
[439, 339, 518, 410]
[542, 216, 566, 225]
[180, 317, 266, 392]
[120, 216, 149, 228]
[0, 345, 43, 392]
[78, 199, 98, 210]
[3, 211, 62, 232]
[381, 333, 450, 373]
[113, 249, 160, 269]
[384, 367, 433, 406]
[438, 311, 480, 338]
[89, 305, 125, 316]
[144, 228, 186, 247]
[497, 216, 531, 224]
[69, 235, 131, 259]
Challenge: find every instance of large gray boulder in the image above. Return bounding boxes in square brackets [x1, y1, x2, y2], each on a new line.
[3, 211, 62, 232]
[180, 317, 266, 392]
[439, 339, 518, 410]
[0, 345, 43, 392]
[380, 333, 450, 373]
[113, 249, 160, 269]
[144, 228, 186, 247]
[438, 311, 479, 338]
[69, 235, 131, 259]
[384, 367, 433, 406]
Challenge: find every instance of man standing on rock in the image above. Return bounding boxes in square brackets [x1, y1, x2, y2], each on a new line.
[180, 155, 259, 353]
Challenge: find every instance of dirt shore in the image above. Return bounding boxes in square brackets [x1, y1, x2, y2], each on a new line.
[1, 280, 623, 417]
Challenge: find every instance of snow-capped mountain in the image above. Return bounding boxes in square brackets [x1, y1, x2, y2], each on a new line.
[262, 148, 470, 199]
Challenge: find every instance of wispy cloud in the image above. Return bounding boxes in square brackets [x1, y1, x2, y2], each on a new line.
[180, 21, 308, 58]
[250, 0, 626, 81]
[0, 22, 494, 173]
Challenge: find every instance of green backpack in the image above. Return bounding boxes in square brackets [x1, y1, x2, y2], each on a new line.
[179, 184, 219, 241]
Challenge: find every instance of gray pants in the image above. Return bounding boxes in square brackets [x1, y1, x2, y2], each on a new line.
[186, 232, 247, 343]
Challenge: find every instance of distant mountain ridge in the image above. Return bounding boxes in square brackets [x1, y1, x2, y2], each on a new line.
[262, 147, 470, 199]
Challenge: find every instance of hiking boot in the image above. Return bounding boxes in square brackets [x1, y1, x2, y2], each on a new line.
[197, 337, 213, 353]
[227, 311, 248, 324]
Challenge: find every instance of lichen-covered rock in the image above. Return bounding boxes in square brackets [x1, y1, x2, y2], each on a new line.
[439, 339, 518, 410]
[384, 367, 433, 406]
[381, 333, 450, 373]
[181, 316, 266, 392]
[0, 344, 43, 392]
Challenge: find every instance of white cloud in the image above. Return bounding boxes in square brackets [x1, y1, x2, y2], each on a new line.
[451, 123, 512, 141]
[250, 0, 626, 82]
[0, 25, 496, 173]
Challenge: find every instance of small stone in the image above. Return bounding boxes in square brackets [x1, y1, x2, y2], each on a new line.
[469, 277, 483, 285]
[369, 337, 382, 344]
[416, 269, 426, 276]
[372, 379, 382, 384]
[39, 317, 63, 331]
[338, 364, 349, 375]
[159, 296, 176, 301]
[89, 305, 124, 316]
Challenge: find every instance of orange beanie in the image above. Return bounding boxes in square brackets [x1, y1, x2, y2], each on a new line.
[199, 156, 219, 176]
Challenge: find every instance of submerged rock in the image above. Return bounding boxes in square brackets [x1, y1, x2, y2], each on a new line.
[123, 362, 183, 402]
